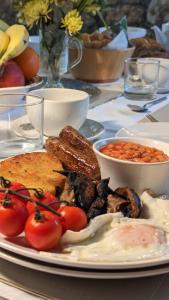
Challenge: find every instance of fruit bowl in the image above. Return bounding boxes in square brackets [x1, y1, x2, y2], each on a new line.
[0, 76, 44, 113]
[0, 75, 44, 95]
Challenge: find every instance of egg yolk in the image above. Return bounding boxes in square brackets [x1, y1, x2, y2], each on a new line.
[112, 224, 166, 247]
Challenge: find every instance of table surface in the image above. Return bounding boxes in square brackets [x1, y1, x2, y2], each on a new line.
[1, 79, 169, 300]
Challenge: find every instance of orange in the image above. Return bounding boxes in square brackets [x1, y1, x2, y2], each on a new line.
[14, 47, 40, 81]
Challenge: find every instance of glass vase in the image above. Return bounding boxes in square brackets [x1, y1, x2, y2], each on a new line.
[40, 26, 82, 87]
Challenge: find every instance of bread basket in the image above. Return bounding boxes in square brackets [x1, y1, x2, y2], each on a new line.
[70, 47, 135, 83]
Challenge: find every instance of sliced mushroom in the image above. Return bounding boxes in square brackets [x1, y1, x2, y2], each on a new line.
[57, 170, 96, 211]
[55, 170, 141, 219]
[107, 193, 130, 215]
[115, 187, 141, 218]
[96, 178, 110, 198]
[87, 197, 107, 219]
[60, 177, 75, 204]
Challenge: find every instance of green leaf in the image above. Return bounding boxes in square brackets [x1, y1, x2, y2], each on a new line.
[110, 16, 128, 36]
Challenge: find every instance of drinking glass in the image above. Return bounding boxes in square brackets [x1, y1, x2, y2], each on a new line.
[0, 93, 44, 158]
[124, 58, 160, 100]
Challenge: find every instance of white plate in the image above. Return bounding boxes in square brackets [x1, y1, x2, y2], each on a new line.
[1, 151, 169, 271]
[116, 123, 169, 142]
[127, 26, 147, 39]
[2, 233, 169, 270]
[80, 119, 104, 141]
[1, 248, 169, 279]
[158, 85, 169, 94]
[0, 76, 44, 94]
[99, 26, 147, 40]
[1, 150, 169, 272]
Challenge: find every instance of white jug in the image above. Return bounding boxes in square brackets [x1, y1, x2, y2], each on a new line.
[152, 23, 169, 53]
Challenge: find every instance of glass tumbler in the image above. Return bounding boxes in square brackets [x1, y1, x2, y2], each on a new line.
[0, 93, 44, 158]
[124, 58, 160, 100]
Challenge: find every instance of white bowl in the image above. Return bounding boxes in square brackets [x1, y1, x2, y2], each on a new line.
[27, 88, 89, 136]
[93, 137, 169, 195]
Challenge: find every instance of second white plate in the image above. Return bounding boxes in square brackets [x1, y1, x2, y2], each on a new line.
[116, 122, 169, 143]
[1, 247, 169, 279]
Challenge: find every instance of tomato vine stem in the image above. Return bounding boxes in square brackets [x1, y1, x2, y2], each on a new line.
[0, 189, 61, 216]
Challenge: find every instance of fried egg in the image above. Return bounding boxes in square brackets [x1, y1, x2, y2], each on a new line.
[62, 215, 168, 262]
[141, 191, 169, 232]
[61, 213, 123, 244]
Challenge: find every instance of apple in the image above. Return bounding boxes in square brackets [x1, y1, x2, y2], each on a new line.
[0, 60, 25, 88]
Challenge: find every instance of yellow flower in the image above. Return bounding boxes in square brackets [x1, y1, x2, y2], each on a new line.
[85, 4, 100, 15]
[61, 9, 83, 35]
[21, 0, 51, 27]
[51, 0, 77, 4]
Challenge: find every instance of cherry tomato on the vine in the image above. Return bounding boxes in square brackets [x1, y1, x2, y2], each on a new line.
[26, 192, 60, 216]
[0, 179, 30, 206]
[56, 215, 67, 235]
[0, 198, 28, 237]
[57, 206, 88, 232]
[25, 211, 62, 251]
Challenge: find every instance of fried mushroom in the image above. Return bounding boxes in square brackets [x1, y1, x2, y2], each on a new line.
[115, 187, 141, 218]
[107, 193, 130, 215]
[56, 170, 96, 211]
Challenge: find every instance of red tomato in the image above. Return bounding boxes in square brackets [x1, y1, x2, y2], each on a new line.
[0, 179, 30, 205]
[9, 182, 30, 198]
[0, 198, 28, 237]
[57, 206, 88, 232]
[25, 211, 62, 251]
[56, 215, 67, 235]
[26, 192, 60, 215]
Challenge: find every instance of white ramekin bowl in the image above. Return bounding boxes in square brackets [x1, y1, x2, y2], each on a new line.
[93, 137, 169, 195]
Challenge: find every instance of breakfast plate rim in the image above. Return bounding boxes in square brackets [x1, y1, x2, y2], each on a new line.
[2, 232, 169, 270]
[1, 247, 169, 279]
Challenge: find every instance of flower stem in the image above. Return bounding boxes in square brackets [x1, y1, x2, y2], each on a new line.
[97, 10, 110, 31]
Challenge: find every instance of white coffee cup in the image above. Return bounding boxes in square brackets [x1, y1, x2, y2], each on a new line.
[27, 88, 89, 136]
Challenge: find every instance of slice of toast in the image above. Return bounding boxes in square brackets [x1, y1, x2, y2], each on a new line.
[0, 152, 65, 194]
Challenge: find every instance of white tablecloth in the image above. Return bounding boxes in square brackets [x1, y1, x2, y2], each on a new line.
[1, 80, 169, 300]
[88, 79, 169, 139]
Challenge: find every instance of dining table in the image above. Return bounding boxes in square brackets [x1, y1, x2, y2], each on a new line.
[1, 77, 169, 300]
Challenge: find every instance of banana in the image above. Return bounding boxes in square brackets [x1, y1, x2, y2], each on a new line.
[0, 30, 10, 58]
[0, 24, 29, 65]
[0, 19, 9, 31]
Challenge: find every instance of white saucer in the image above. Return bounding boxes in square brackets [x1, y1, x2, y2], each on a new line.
[12, 116, 104, 142]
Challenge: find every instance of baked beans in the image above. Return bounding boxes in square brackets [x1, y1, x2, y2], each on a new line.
[100, 141, 169, 163]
